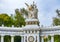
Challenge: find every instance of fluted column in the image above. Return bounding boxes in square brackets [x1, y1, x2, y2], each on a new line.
[11, 35, 14, 42]
[1, 35, 4, 42]
[51, 35, 54, 42]
[41, 36, 44, 42]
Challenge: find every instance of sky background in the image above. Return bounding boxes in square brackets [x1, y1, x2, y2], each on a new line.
[0, 0, 60, 26]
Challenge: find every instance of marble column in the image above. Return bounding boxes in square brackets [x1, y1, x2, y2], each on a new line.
[1, 35, 4, 42]
[41, 36, 44, 42]
[21, 36, 24, 42]
[51, 35, 54, 42]
[24, 36, 27, 42]
[24, 36, 25, 42]
[11, 35, 14, 42]
[37, 35, 40, 42]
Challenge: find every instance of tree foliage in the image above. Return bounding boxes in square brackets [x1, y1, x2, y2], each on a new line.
[0, 9, 26, 42]
[54, 35, 60, 42]
[0, 13, 13, 26]
[0, 9, 26, 27]
[4, 36, 11, 42]
[14, 9, 25, 27]
[52, 9, 60, 42]
[53, 17, 60, 42]
[53, 17, 60, 26]
[14, 36, 21, 42]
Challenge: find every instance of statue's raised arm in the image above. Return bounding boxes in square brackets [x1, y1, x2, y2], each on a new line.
[25, 3, 29, 7]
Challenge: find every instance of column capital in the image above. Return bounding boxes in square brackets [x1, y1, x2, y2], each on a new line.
[1, 35, 5, 37]
[21, 36, 24, 37]
[11, 35, 15, 37]
[40, 35, 44, 37]
[21, 36, 23, 37]
[11, 35, 14, 42]
[50, 35, 54, 37]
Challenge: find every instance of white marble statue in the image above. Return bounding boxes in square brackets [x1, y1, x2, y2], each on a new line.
[25, 2, 38, 19]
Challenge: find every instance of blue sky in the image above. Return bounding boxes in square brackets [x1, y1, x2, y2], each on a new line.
[0, 0, 60, 26]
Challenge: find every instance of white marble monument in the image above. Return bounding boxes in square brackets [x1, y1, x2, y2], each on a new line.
[0, 2, 60, 42]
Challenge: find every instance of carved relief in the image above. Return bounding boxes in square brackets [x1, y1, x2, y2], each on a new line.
[28, 36, 34, 42]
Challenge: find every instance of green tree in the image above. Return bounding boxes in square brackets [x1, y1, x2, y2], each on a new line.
[54, 35, 60, 42]
[4, 36, 11, 42]
[0, 13, 13, 26]
[53, 18, 60, 42]
[0, 8, 26, 42]
[14, 36, 21, 42]
[52, 9, 60, 42]
[14, 9, 25, 27]
[53, 17, 60, 26]
[0, 14, 14, 42]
